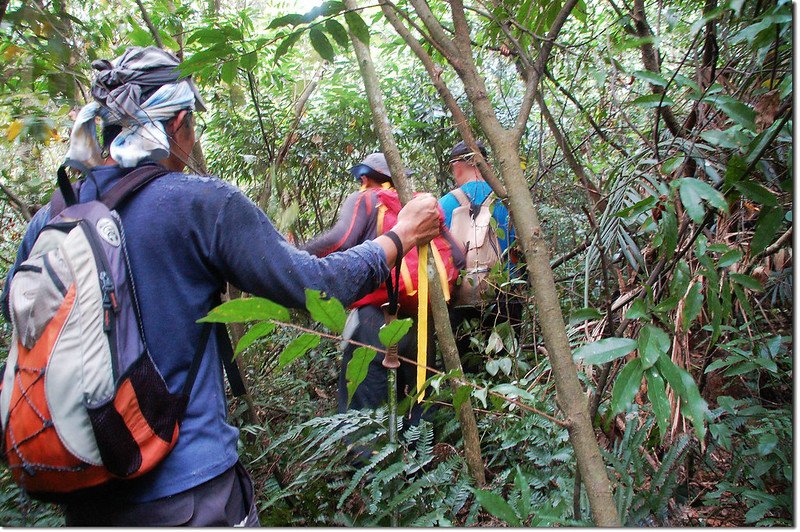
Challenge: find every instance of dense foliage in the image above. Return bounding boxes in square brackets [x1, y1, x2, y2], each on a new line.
[0, 0, 792, 526]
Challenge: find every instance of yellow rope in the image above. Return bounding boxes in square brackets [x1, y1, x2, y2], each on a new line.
[416, 244, 428, 403]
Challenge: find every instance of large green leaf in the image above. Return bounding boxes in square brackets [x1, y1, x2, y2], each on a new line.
[275, 30, 303, 61]
[471, 489, 521, 526]
[278, 333, 321, 369]
[309, 28, 335, 61]
[305, 289, 347, 333]
[346, 347, 376, 405]
[655, 355, 708, 439]
[730, 273, 763, 291]
[568, 307, 604, 324]
[625, 299, 650, 320]
[573, 337, 638, 365]
[199, 297, 289, 323]
[645, 368, 670, 438]
[638, 325, 671, 369]
[611, 358, 644, 414]
[234, 322, 276, 355]
[378, 318, 413, 347]
[514, 466, 532, 520]
[325, 19, 350, 47]
[344, 11, 370, 44]
[678, 178, 729, 223]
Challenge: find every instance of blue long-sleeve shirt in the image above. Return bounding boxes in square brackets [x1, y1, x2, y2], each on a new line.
[1, 165, 389, 502]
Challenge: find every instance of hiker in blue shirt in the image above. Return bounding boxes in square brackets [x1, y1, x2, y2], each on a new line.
[439, 140, 524, 373]
[0, 46, 442, 526]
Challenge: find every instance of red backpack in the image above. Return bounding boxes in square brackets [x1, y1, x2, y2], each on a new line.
[352, 187, 462, 314]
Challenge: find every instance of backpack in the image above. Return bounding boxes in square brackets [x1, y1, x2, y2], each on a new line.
[448, 187, 502, 306]
[0, 163, 244, 500]
[351, 187, 462, 314]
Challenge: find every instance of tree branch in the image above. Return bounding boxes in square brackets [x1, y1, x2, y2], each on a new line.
[135, 0, 165, 49]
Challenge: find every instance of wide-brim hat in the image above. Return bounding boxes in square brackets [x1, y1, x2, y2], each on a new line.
[350, 152, 413, 181]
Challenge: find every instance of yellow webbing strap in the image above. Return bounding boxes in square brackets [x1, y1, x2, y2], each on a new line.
[416, 244, 428, 403]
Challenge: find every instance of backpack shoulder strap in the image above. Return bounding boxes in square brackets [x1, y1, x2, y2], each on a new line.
[450, 188, 470, 207]
[100, 164, 170, 210]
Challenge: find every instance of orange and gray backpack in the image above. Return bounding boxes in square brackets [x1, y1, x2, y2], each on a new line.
[0, 163, 243, 500]
[448, 188, 502, 306]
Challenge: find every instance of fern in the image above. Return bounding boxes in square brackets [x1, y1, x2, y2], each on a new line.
[337, 443, 398, 507]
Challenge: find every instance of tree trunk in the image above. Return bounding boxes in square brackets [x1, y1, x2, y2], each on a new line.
[343, 0, 486, 486]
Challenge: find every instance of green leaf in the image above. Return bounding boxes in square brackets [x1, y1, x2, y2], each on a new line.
[309, 28, 335, 61]
[730, 273, 763, 291]
[199, 297, 289, 323]
[234, 322, 275, 355]
[221, 59, 238, 84]
[325, 19, 349, 48]
[240, 50, 257, 70]
[633, 70, 668, 87]
[655, 354, 686, 397]
[658, 209, 678, 261]
[611, 358, 644, 414]
[614, 196, 656, 219]
[682, 282, 704, 331]
[630, 93, 675, 108]
[678, 178, 729, 223]
[471, 489, 521, 526]
[655, 355, 708, 439]
[278, 333, 321, 369]
[305, 289, 347, 333]
[320, 1, 345, 15]
[268, 13, 306, 29]
[638, 325, 671, 369]
[745, 501, 773, 524]
[573, 337, 638, 365]
[275, 31, 303, 61]
[704, 94, 756, 131]
[344, 11, 370, 44]
[646, 368, 670, 438]
[129, 27, 154, 46]
[750, 207, 784, 255]
[717, 249, 742, 268]
[346, 347, 376, 405]
[569, 307, 603, 324]
[733, 180, 778, 207]
[378, 318, 413, 347]
[452, 385, 472, 411]
[626, 299, 650, 320]
[662, 155, 685, 175]
[700, 129, 742, 149]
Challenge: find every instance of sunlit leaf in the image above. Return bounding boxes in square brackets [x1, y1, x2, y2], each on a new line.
[199, 297, 289, 323]
[573, 337, 637, 365]
[346, 347, 376, 405]
[235, 321, 276, 355]
[646, 368, 670, 438]
[305, 289, 347, 333]
[630, 93, 675, 108]
[678, 178, 729, 223]
[378, 317, 413, 347]
[278, 333, 320, 369]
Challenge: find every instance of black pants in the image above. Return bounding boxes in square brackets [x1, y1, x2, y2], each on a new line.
[449, 293, 524, 374]
[338, 305, 435, 426]
[63, 461, 259, 526]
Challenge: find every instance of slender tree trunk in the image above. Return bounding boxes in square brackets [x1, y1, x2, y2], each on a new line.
[343, 0, 486, 486]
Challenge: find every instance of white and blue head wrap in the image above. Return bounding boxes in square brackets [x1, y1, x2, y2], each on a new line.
[66, 46, 206, 169]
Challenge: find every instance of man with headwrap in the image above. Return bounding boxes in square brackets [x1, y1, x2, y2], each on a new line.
[1, 46, 443, 526]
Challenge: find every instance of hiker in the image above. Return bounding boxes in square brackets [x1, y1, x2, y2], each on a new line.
[439, 140, 523, 373]
[302, 153, 464, 425]
[0, 47, 442, 527]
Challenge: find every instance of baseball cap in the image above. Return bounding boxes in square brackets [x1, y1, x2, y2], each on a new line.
[449, 139, 488, 163]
